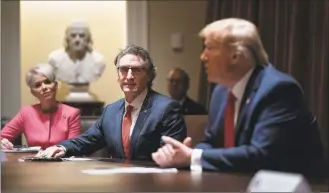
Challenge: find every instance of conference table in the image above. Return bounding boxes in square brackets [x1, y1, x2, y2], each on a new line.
[2, 152, 328, 192]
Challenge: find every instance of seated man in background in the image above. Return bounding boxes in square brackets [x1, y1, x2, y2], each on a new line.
[1, 63, 80, 150]
[152, 18, 323, 174]
[167, 67, 207, 115]
[38, 45, 187, 161]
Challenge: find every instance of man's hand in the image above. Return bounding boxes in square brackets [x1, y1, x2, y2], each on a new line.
[1, 138, 14, 150]
[35, 146, 66, 158]
[152, 136, 193, 168]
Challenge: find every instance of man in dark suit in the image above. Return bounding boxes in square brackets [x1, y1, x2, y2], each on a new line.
[152, 18, 323, 173]
[167, 67, 207, 115]
[38, 45, 187, 161]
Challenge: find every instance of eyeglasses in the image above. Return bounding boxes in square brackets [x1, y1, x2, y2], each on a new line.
[117, 66, 146, 74]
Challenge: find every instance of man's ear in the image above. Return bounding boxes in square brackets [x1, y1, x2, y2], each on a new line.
[231, 50, 241, 62]
[231, 51, 240, 64]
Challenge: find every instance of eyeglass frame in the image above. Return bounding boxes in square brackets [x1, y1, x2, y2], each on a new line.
[116, 65, 147, 75]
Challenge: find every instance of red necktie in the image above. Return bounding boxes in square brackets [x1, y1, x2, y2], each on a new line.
[224, 91, 236, 148]
[122, 105, 133, 158]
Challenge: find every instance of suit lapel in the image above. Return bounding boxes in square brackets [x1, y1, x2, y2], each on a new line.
[235, 66, 264, 140]
[181, 97, 189, 113]
[216, 90, 229, 147]
[114, 101, 125, 157]
[129, 90, 153, 157]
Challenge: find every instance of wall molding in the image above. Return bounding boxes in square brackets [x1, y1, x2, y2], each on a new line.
[126, 0, 149, 50]
[1, 1, 21, 117]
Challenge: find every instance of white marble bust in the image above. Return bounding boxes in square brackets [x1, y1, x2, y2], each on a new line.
[48, 21, 106, 85]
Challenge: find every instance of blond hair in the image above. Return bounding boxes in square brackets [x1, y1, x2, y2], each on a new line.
[25, 63, 56, 88]
[199, 18, 268, 65]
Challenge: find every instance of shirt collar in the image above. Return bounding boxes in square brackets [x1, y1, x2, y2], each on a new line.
[231, 68, 254, 101]
[125, 88, 148, 111]
[178, 97, 186, 105]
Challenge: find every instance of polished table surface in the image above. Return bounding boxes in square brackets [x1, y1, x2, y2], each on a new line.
[2, 153, 328, 192]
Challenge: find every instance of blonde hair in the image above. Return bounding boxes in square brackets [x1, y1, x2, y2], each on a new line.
[199, 18, 268, 65]
[25, 63, 56, 87]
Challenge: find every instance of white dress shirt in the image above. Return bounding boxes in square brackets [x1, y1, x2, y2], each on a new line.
[124, 88, 148, 137]
[178, 97, 186, 106]
[190, 69, 254, 172]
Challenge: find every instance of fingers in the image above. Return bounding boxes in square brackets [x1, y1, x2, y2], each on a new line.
[35, 150, 44, 157]
[162, 136, 193, 150]
[162, 136, 185, 149]
[42, 147, 58, 157]
[152, 152, 170, 168]
[1, 138, 13, 150]
[152, 144, 176, 167]
[54, 151, 65, 158]
[183, 137, 192, 147]
[161, 144, 175, 156]
[35, 146, 64, 158]
[1, 144, 8, 150]
[152, 152, 161, 165]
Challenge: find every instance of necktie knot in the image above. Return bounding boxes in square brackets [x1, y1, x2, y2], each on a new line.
[228, 91, 236, 102]
[125, 105, 134, 116]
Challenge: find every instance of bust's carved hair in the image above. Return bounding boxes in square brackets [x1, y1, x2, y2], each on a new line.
[63, 21, 93, 52]
[25, 63, 56, 88]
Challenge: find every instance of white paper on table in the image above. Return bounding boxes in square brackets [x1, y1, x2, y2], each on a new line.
[3, 146, 41, 153]
[63, 157, 94, 161]
[81, 167, 178, 175]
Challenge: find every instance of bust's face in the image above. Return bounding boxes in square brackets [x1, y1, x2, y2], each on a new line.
[66, 27, 89, 52]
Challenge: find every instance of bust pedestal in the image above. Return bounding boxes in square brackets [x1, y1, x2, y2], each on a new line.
[65, 84, 95, 102]
[62, 84, 104, 117]
[63, 101, 104, 117]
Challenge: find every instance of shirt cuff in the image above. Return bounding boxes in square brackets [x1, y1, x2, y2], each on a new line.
[190, 149, 203, 172]
[56, 145, 67, 153]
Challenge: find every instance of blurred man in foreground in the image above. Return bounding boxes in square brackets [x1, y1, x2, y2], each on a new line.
[152, 18, 323, 173]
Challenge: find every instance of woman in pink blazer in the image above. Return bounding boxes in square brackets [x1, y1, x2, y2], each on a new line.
[1, 63, 81, 150]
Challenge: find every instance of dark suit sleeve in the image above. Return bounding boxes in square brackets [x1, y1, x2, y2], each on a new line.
[60, 108, 107, 157]
[160, 101, 187, 145]
[198, 83, 311, 172]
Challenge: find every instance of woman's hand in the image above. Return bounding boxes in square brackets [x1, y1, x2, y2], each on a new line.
[1, 138, 14, 150]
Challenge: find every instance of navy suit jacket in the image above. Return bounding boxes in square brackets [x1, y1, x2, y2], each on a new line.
[195, 64, 323, 173]
[60, 90, 187, 160]
[181, 97, 208, 115]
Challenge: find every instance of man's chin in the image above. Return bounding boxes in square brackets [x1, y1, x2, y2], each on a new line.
[122, 87, 138, 93]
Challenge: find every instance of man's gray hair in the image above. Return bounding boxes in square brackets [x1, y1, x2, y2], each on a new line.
[25, 63, 56, 88]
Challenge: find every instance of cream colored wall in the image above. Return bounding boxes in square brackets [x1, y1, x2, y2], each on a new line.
[20, 1, 126, 106]
[149, 1, 207, 101]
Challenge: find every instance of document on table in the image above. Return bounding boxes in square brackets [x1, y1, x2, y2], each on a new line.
[63, 157, 94, 161]
[18, 156, 94, 162]
[3, 146, 41, 153]
[81, 167, 178, 175]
